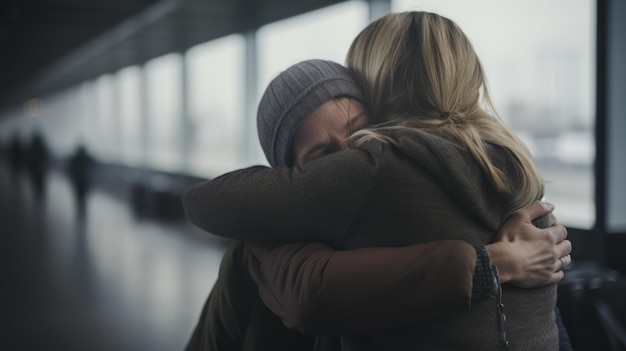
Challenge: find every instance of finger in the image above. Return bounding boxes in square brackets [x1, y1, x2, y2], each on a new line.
[514, 201, 554, 222]
[548, 271, 565, 284]
[550, 224, 568, 243]
[555, 257, 565, 272]
[561, 254, 572, 268]
[541, 201, 555, 213]
[556, 239, 572, 258]
[555, 254, 573, 272]
[546, 212, 557, 227]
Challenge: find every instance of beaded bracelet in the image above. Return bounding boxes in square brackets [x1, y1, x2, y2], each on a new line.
[471, 245, 498, 301]
[472, 245, 509, 348]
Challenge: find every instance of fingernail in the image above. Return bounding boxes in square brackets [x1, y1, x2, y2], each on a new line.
[543, 202, 555, 210]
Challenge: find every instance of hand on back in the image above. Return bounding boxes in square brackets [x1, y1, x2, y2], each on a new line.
[489, 201, 571, 288]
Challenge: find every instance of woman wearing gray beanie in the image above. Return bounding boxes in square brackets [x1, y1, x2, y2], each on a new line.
[184, 56, 571, 350]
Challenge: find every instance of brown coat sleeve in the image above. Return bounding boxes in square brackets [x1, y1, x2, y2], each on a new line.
[243, 240, 477, 336]
[181, 147, 380, 244]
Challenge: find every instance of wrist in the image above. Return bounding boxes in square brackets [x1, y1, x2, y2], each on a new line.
[472, 245, 498, 301]
[485, 242, 513, 284]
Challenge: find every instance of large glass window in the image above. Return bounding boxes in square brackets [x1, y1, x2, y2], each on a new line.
[117, 66, 143, 167]
[257, 1, 369, 92]
[93, 74, 118, 162]
[71, 81, 98, 158]
[186, 34, 246, 177]
[393, 0, 596, 228]
[36, 89, 82, 157]
[144, 53, 184, 172]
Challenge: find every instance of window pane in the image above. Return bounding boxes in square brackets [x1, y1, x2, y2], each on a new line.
[117, 66, 143, 167]
[186, 34, 246, 177]
[392, 0, 596, 228]
[93, 74, 118, 162]
[258, 1, 369, 91]
[256, 1, 369, 164]
[145, 53, 183, 172]
[77, 82, 94, 153]
[36, 89, 83, 156]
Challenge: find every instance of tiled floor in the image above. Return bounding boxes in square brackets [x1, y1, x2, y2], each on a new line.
[0, 163, 230, 351]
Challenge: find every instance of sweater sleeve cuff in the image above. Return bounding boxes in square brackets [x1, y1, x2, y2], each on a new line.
[471, 245, 498, 301]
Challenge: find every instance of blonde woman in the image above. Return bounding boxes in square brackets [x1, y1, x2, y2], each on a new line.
[184, 12, 565, 350]
[343, 11, 554, 349]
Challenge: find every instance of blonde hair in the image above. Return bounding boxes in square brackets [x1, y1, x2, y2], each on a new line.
[346, 11, 543, 208]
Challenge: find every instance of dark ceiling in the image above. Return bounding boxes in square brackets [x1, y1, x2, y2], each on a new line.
[0, 0, 344, 113]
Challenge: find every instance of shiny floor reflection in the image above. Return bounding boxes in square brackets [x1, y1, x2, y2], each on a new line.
[0, 165, 229, 351]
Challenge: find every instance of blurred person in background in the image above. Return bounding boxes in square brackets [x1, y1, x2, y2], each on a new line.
[67, 145, 95, 221]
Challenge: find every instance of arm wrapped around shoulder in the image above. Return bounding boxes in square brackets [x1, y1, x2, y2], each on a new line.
[181, 148, 380, 244]
[182, 165, 271, 239]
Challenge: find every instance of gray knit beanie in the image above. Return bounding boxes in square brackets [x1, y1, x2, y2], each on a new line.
[257, 59, 364, 167]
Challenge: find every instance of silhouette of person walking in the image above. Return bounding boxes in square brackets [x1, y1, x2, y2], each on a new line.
[68, 145, 94, 220]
